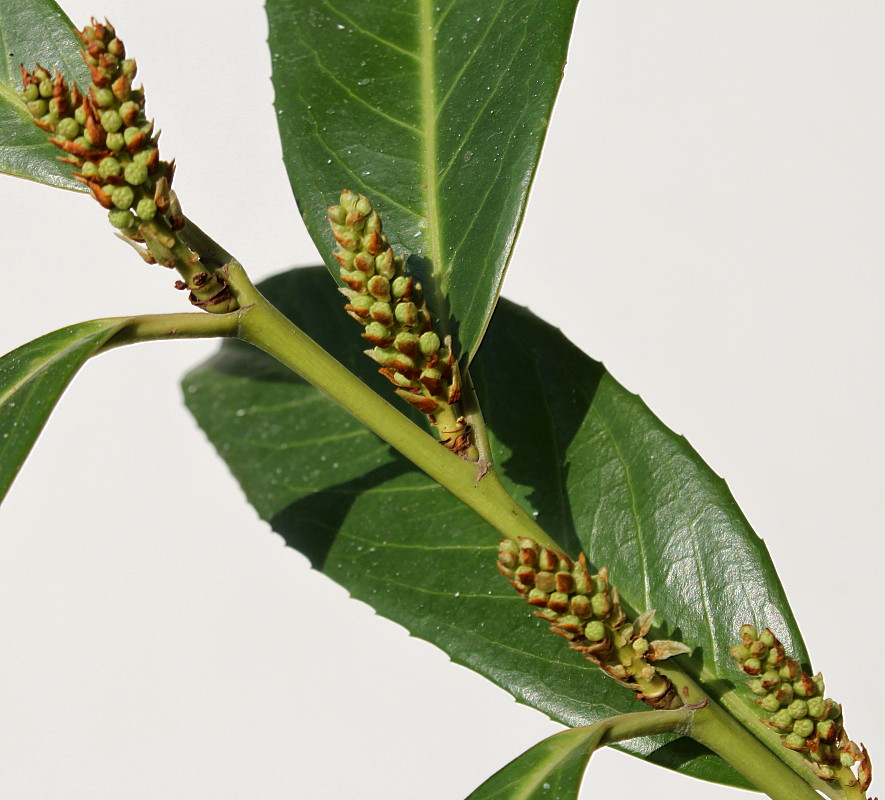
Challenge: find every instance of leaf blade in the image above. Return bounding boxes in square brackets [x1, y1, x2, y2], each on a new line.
[0, 319, 124, 502]
[266, 0, 579, 360]
[183, 266, 807, 788]
[467, 726, 602, 800]
[0, 0, 88, 190]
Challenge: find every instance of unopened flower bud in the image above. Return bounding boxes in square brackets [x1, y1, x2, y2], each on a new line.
[570, 595, 591, 618]
[111, 185, 134, 209]
[742, 658, 762, 675]
[584, 620, 606, 642]
[98, 156, 121, 179]
[534, 571, 555, 593]
[760, 693, 781, 713]
[100, 109, 122, 132]
[769, 709, 794, 732]
[124, 161, 148, 185]
[367, 275, 391, 301]
[591, 593, 612, 620]
[56, 117, 79, 140]
[730, 644, 750, 663]
[497, 539, 519, 569]
[395, 301, 419, 327]
[793, 718, 814, 738]
[787, 699, 808, 720]
[739, 624, 758, 644]
[105, 131, 124, 150]
[419, 331, 440, 356]
[107, 208, 135, 229]
[369, 301, 394, 326]
[784, 733, 807, 752]
[93, 86, 114, 107]
[135, 197, 156, 221]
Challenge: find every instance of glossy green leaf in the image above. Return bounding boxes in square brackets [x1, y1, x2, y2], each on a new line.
[266, 0, 579, 362]
[0, 0, 88, 190]
[184, 266, 807, 788]
[0, 319, 124, 502]
[467, 726, 601, 800]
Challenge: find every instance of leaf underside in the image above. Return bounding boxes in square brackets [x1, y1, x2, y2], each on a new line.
[0, 319, 125, 503]
[0, 0, 89, 190]
[466, 725, 602, 800]
[266, 0, 579, 362]
[184, 266, 809, 789]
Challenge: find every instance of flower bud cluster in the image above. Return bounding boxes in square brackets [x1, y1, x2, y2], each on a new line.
[498, 538, 690, 709]
[328, 190, 469, 454]
[20, 19, 234, 313]
[731, 625, 872, 794]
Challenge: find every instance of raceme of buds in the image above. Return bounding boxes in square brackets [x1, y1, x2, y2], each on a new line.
[731, 625, 872, 796]
[498, 538, 690, 710]
[20, 19, 235, 313]
[328, 190, 470, 455]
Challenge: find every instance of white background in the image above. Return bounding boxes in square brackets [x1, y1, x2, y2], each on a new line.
[1, 2, 883, 798]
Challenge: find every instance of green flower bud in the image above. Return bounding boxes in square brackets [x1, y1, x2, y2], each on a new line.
[584, 620, 606, 642]
[98, 156, 122, 179]
[121, 58, 137, 78]
[419, 331, 441, 356]
[739, 624, 758, 643]
[80, 161, 99, 177]
[47, 98, 62, 120]
[124, 161, 148, 185]
[105, 131, 125, 151]
[21, 84, 39, 103]
[769, 709, 794, 732]
[391, 275, 412, 298]
[395, 301, 419, 327]
[787, 699, 808, 720]
[38, 78, 53, 98]
[367, 275, 390, 301]
[27, 99, 48, 118]
[353, 251, 375, 275]
[548, 591, 569, 613]
[783, 733, 807, 752]
[814, 765, 835, 781]
[364, 321, 390, 341]
[817, 719, 837, 742]
[74, 135, 91, 151]
[369, 301, 394, 326]
[94, 87, 114, 107]
[742, 658, 762, 675]
[393, 331, 418, 355]
[760, 670, 781, 690]
[123, 125, 142, 145]
[497, 539, 519, 569]
[56, 117, 80, 140]
[375, 248, 395, 278]
[793, 718, 814, 738]
[590, 592, 612, 619]
[107, 208, 135, 229]
[74, 105, 88, 126]
[759, 629, 777, 647]
[749, 640, 768, 660]
[108, 37, 125, 57]
[33, 67, 49, 82]
[632, 637, 649, 655]
[840, 752, 856, 768]
[773, 683, 794, 706]
[807, 697, 829, 720]
[135, 198, 157, 221]
[760, 693, 781, 713]
[100, 109, 123, 133]
[730, 644, 750, 663]
[118, 100, 139, 126]
[534, 571, 556, 593]
[747, 678, 767, 696]
[527, 588, 548, 605]
[570, 595, 591, 618]
[111, 185, 134, 210]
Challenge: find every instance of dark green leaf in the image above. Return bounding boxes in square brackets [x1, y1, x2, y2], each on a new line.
[0, 0, 88, 190]
[184, 266, 806, 788]
[0, 319, 124, 502]
[266, 0, 579, 361]
[467, 726, 600, 800]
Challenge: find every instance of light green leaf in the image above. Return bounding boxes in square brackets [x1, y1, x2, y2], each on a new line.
[467, 726, 601, 800]
[0, 319, 125, 502]
[0, 0, 88, 190]
[266, 0, 579, 362]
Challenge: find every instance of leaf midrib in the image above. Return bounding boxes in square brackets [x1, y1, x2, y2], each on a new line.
[418, 0, 444, 295]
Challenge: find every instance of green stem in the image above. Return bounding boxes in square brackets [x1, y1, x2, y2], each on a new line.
[690, 702, 823, 800]
[223, 261, 561, 552]
[98, 310, 241, 352]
